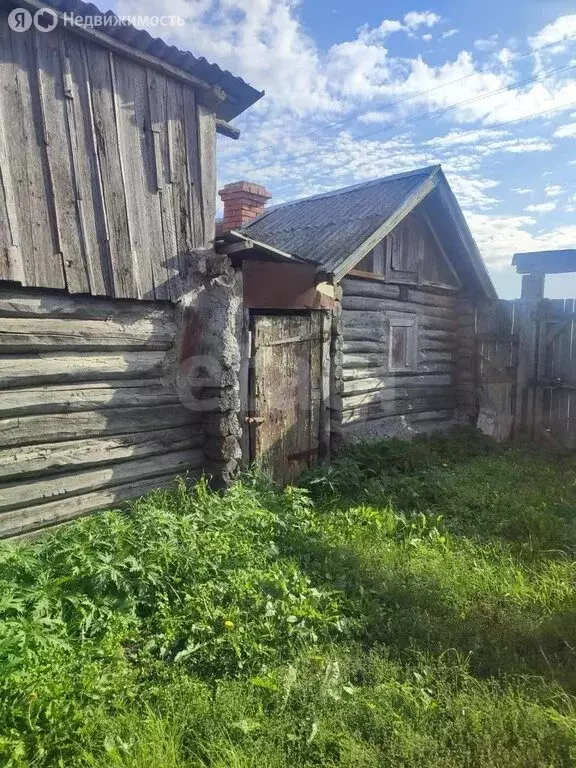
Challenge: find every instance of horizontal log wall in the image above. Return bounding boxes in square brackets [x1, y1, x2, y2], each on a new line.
[334, 276, 475, 442]
[0, 11, 216, 300]
[0, 289, 204, 538]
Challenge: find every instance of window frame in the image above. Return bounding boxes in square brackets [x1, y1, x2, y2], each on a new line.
[388, 313, 418, 373]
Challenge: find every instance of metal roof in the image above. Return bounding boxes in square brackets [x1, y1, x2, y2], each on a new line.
[240, 165, 497, 298]
[241, 167, 438, 274]
[40, 0, 263, 121]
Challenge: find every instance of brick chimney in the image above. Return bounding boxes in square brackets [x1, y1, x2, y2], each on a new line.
[218, 181, 271, 230]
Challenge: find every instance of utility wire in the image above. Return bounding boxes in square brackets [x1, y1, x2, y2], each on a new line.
[269, 100, 576, 193]
[244, 61, 576, 175]
[235, 32, 576, 162]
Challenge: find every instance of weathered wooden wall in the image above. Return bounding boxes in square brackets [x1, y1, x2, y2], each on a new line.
[0, 10, 215, 300]
[332, 277, 463, 441]
[0, 288, 203, 537]
[476, 300, 517, 441]
[475, 297, 576, 449]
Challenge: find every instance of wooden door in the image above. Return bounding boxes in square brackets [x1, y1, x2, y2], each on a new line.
[248, 313, 329, 483]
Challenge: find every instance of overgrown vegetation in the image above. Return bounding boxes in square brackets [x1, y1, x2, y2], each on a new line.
[1, 427, 576, 766]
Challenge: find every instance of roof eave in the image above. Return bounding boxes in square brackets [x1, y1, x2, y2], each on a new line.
[435, 172, 498, 300]
[217, 230, 313, 265]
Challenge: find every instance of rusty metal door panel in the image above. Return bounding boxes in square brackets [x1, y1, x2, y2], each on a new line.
[249, 313, 324, 484]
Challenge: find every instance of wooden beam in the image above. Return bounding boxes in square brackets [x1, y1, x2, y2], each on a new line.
[219, 239, 254, 255]
[216, 119, 241, 139]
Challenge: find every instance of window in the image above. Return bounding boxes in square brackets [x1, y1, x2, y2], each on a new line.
[388, 314, 417, 372]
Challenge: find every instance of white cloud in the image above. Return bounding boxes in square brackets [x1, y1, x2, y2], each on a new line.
[403, 10, 441, 29]
[358, 18, 404, 43]
[529, 15, 576, 49]
[474, 36, 499, 51]
[545, 184, 563, 198]
[441, 29, 458, 40]
[467, 214, 576, 270]
[526, 202, 557, 213]
[358, 110, 394, 124]
[422, 33, 432, 42]
[554, 122, 576, 138]
[114, 0, 576, 284]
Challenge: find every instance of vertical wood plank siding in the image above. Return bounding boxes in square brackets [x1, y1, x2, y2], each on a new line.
[0, 288, 204, 538]
[0, 12, 215, 299]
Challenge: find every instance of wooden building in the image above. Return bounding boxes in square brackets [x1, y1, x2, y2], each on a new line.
[224, 166, 497, 475]
[0, 0, 262, 536]
[0, 2, 504, 537]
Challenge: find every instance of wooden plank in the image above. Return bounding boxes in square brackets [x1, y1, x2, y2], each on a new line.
[320, 311, 331, 462]
[0, 403, 196, 448]
[6, 24, 64, 288]
[112, 55, 156, 299]
[335, 386, 457, 412]
[147, 69, 179, 300]
[0, 289, 174, 320]
[0, 350, 167, 388]
[59, 34, 111, 295]
[0, 380, 179, 417]
[341, 297, 455, 319]
[86, 44, 136, 298]
[0, 316, 174, 352]
[0, 473, 187, 539]
[0, 449, 201, 512]
[0, 30, 23, 284]
[35, 28, 89, 293]
[342, 373, 452, 396]
[513, 300, 539, 439]
[197, 103, 216, 248]
[183, 85, 203, 248]
[342, 395, 456, 425]
[166, 78, 190, 275]
[239, 308, 251, 468]
[0, 427, 204, 480]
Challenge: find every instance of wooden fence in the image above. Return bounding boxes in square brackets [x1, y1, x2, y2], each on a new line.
[477, 298, 575, 449]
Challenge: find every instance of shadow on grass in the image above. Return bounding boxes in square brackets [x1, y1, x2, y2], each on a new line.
[282, 525, 576, 693]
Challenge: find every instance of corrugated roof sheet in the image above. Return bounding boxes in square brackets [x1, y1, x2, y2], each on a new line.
[240, 166, 437, 273]
[45, 0, 263, 120]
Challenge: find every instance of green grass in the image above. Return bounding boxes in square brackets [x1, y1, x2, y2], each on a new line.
[1, 427, 576, 766]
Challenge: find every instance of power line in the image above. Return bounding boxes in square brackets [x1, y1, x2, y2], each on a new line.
[244, 61, 576, 175]
[236, 32, 576, 162]
[269, 100, 576, 193]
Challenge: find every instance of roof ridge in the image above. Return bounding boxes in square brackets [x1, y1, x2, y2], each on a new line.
[267, 164, 440, 212]
[241, 165, 440, 232]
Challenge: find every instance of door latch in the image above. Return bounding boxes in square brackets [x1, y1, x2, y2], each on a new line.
[244, 416, 265, 425]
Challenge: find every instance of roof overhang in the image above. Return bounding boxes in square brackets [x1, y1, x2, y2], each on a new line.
[216, 230, 313, 265]
[25, 0, 263, 123]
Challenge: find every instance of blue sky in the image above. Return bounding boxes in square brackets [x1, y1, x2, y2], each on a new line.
[115, 0, 576, 298]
